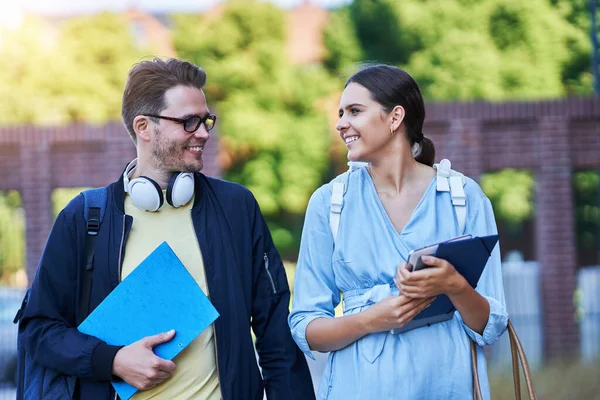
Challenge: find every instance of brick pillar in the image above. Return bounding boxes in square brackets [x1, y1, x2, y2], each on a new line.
[444, 119, 483, 178]
[20, 130, 53, 285]
[535, 116, 579, 359]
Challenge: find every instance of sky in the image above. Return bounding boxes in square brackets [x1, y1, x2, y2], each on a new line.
[10, 0, 351, 15]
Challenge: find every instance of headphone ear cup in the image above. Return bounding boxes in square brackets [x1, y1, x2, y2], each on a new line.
[128, 176, 164, 212]
[166, 172, 194, 208]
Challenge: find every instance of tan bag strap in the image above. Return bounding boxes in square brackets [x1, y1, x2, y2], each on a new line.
[470, 339, 483, 400]
[471, 320, 537, 400]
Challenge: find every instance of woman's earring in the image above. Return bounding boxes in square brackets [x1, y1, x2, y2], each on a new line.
[390, 126, 397, 136]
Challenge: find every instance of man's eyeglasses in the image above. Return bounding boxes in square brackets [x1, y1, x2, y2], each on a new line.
[143, 113, 217, 133]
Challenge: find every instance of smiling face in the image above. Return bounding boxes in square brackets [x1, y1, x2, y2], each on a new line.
[147, 85, 211, 173]
[336, 82, 400, 163]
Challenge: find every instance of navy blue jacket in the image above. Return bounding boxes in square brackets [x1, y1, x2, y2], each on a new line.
[21, 173, 314, 400]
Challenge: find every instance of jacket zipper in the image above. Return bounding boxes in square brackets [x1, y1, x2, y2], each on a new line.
[263, 253, 277, 294]
[114, 215, 126, 400]
[117, 215, 126, 284]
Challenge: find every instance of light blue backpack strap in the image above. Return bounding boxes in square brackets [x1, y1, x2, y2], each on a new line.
[329, 162, 369, 241]
[434, 159, 467, 233]
[330, 181, 344, 241]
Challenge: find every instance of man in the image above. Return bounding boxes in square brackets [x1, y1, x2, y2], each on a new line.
[20, 58, 314, 399]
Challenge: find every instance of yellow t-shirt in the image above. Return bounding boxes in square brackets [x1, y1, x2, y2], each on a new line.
[121, 193, 221, 400]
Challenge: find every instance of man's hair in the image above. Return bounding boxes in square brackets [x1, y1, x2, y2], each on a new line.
[121, 57, 207, 144]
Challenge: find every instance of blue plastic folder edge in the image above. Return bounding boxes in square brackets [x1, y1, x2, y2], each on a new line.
[77, 242, 219, 400]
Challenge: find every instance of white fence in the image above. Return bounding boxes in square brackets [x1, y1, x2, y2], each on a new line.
[488, 260, 544, 368]
[578, 265, 600, 363]
[488, 262, 600, 368]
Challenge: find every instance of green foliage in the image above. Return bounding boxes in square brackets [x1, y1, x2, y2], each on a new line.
[549, 0, 594, 94]
[573, 171, 599, 251]
[550, 0, 590, 32]
[484, 0, 582, 98]
[323, 0, 593, 99]
[0, 191, 25, 281]
[349, 0, 420, 66]
[480, 169, 535, 232]
[323, 7, 363, 74]
[408, 31, 502, 100]
[173, 1, 334, 256]
[0, 13, 155, 124]
[0, 0, 594, 265]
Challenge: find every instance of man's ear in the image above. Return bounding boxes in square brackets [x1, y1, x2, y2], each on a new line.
[133, 115, 152, 142]
[390, 105, 406, 133]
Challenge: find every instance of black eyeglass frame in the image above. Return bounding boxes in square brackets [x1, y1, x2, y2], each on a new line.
[142, 113, 217, 133]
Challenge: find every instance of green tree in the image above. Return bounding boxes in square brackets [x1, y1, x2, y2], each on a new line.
[323, 0, 592, 99]
[173, 2, 335, 256]
[408, 30, 503, 100]
[406, 0, 583, 99]
[0, 191, 25, 282]
[483, 0, 584, 98]
[323, 7, 363, 74]
[573, 171, 599, 253]
[0, 13, 155, 124]
[0, 16, 58, 123]
[480, 169, 535, 233]
[549, 0, 594, 94]
[349, 0, 421, 65]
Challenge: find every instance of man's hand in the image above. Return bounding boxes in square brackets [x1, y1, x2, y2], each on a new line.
[112, 330, 177, 391]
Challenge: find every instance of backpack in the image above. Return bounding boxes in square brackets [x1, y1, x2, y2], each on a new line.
[13, 187, 108, 400]
[329, 159, 466, 240]
[329, 159, 467, 333]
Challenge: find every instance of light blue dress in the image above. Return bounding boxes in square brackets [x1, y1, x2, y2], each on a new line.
[289, 167, 508, 400]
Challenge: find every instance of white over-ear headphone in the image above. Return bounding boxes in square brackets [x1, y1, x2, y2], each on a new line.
[123, 159, 195, 212]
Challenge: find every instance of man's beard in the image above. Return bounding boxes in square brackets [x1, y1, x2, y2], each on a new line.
[151, 127, 203, 173]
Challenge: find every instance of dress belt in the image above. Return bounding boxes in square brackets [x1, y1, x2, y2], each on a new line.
[341, 283, 398, 364]
[342, 283, 398, 314]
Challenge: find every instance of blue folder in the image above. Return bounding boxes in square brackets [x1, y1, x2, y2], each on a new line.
[78, 241, 220, 400]
[392, 234, 499, 334]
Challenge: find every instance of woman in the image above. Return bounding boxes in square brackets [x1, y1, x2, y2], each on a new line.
[288, 64, 507, 399]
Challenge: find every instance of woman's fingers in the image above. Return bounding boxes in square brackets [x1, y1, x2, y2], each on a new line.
[398, 297, 436, 326]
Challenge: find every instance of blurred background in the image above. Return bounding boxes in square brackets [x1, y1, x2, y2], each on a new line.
[0, 0, 599, 398]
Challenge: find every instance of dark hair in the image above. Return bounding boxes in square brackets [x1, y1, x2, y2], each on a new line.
[121, 57, 207, 144]
[345, 64, 435, 166]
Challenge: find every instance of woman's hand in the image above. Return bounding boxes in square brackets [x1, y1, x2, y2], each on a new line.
[363, 295, 435, 332]
[395, 257, 468, 299]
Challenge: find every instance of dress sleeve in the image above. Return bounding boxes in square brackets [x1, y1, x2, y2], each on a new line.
[456, 193, 509, 346]
[288, 187, 340, 359]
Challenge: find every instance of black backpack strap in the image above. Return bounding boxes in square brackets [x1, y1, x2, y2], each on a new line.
[14, 289, 30, 400]
[14, 188, 107, 400]
[80, 188, 107, 322]
[80, 207, 100, 322]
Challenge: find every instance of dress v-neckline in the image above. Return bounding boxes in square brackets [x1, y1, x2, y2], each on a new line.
[362, 167, 437, 238]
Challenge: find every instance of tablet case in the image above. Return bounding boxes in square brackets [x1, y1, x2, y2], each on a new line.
[392, 234, 499, 334]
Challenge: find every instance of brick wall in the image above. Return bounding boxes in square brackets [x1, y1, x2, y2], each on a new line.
[1, 97, 599, 360]
[0, 121, 221, 286]
[423, 98, 600, 360]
